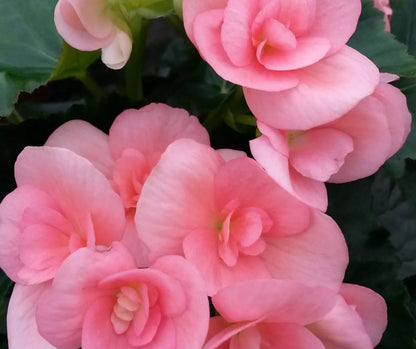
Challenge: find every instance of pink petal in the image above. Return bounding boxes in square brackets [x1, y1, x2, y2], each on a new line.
[221, 0, 257, 66]
[308, 296, 374, 349]
[340, 284, 387, 346]
[249, 134, 328, 210]
[0, 186, 57, 283]
[229, 325, 261, 348]
[120, 213, 150, 268]
[257, 37, 331, 71]
[101, 28, 132, 70]
[7, 283, 56, 349]
[15, 146, 125, 246]
[214, 157, 312, 235]
[54, 0, 114, 51]
[308, 0, 362, 54]
[216, 148, 247, 162]
[109, 103, 210, 159]
[289, 128, 354, 182]
[259, 323, 326, 349]
[183, 229, 271, 296]
[212, 279, 337, 324]
[182, 0, 227, 44]
[372, 82, 412, 158]
[151, 255, 210, 349]
[244, 46, 379, 129]
[192, 9, 299, 91]
[36, 243, 136, 349]
[136, 139, 223, 261]
[204, 318, 263, 349]
[45, 120, 114, 179]
[262, 210, 348, 291]
[82, 297, 134, 349]
[328, 93, 392, 183]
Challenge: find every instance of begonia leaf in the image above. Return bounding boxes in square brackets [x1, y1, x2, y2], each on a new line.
[0, 0, 63, 117]
[327, 176, 416, 349]
[50, 43, 100, 81]
[348, 0, 416, 77]
[391, 0, 416, 57]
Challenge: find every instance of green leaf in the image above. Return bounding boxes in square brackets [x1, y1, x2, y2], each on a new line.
[110, 0, 174, 20]
[0, 0, 63, 116]
[50, 43, 100, 81]
[390, 0, 416, 57]
[348, 0, 416, 77]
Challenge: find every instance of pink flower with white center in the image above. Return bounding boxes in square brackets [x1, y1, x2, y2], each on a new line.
[183, 0, 380, 129]
[54, 0, 133, 69]
[373, 0, 392, 32]
[136, 138, 348, 296]
[45, 103, 210, 266]
[203, 280, 387, 349]
[0, 146, 125, 285]
[250, 78, 412, 210]
[35, 243, 209, 349]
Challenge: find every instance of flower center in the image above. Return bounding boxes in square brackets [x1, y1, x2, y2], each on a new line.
[111, 286, 142, 335]
[216, 200, 272, 267]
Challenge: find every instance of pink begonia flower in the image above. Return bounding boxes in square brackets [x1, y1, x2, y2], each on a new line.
[183, 0, 380, 129]
[136, 139, 348, 296]
[250, 79, 412, 210]
[373, 0, 392, 32]
[54, 0, 132, 69]
[35, 243, 209, 349]
[203, 280, 387, 349]
[0, 146, 125, 285]
[45, 103, 210, 266]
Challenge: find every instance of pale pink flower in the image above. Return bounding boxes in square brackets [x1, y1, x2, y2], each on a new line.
[0, 146, 125, 285]
[373, 0, 392, 32]
[46, 103, 210, 266]
[136, 139, 348, 296]
[35, 243, 209, 349]
[54, 0, 132, 69]
[250, 79, 412, 210]
[204, 280, 387, 349]
[183, 0, 380, 128]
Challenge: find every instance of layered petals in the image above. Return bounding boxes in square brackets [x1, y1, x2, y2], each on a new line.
[244, 46, 380, 129]
[137, 139, 347, 295]
[183, 0, 363, 93]
[204, 280, 387, 349]
[0, 147, 125, 285]
[36, 244, 209, 349]
[250, 79, 412, 208]
[54, 0, 132, 68]
[7, 283, 56, 349]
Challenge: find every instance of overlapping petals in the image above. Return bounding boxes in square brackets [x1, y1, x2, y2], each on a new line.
[36, 243, 209, 349]
[137, 139, 348, 295]
[54, 0, 132, 69]
[250, 79, 411, 209]
[0, 146, 125, 285]
[204, 280, 387, 349]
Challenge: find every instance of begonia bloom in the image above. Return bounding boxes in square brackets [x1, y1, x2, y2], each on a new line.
[183, 0, 380, 128]
[204, 280, 387, 349]
[54, 0, 132, 69]
[46, 103, 209, 266]
[250, 79, 412, 210]
[7, 283, 56, 349]
[0, 146, 125, 285]
[36, 243, 209, 349]
[136, 139, 348, 295]
[373, 0, 392, 32]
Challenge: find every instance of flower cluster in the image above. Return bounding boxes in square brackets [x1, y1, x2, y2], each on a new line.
[0, 0, 410, 348]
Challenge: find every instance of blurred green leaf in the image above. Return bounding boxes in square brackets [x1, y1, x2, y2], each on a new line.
[0, 0, 62, 116]
[51, 43, 100, 81]
[391, 0, 416, 57]
[348, 0, 416, 77]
